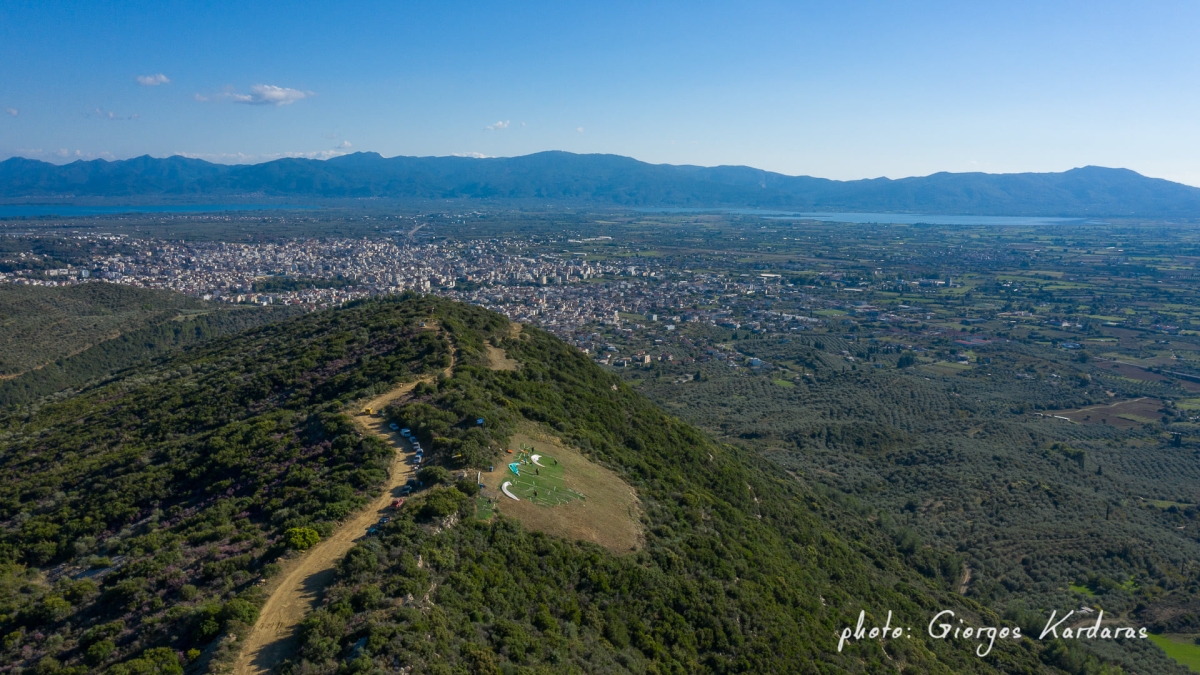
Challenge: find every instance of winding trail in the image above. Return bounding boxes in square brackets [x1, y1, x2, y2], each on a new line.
[233, 328, 454, 675]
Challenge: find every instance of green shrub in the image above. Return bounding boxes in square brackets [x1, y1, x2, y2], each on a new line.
[285, 527, 321, 550]
[221, 598, 259, 626]
[417, 466, 449, 485]
[417, 488, 467, 521]
[454, 479, 479, 496]
[85, 640, 116, 666]
[105, 648, 182, 675]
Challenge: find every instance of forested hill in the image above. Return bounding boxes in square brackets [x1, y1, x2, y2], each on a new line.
[0, 284, 302, 406]
[0, 296, 1117, 674]
[4, 152, 1200, 216]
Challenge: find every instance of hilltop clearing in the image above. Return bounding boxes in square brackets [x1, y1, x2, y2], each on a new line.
[479, 425, 643, 554]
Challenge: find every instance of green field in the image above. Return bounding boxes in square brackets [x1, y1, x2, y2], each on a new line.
[474, 496, 495, 521]
[503, 445, 586, 507]
[1150, 634, 1200, 673]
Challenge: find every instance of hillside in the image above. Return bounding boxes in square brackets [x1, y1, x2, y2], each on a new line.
[0, 296, 1147, 674]
[0, 284, 302, 406]
[4, 152, 1200, 216]
[0, 284, 204, 376]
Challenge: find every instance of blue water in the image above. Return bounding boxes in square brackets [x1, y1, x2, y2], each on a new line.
[634, 207, 1084, 226]
[0, 203, 313, 218]
[763, 211, 1084, 226]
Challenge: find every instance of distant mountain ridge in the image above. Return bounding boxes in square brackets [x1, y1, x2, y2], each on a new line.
[3, 151, 1199, 216]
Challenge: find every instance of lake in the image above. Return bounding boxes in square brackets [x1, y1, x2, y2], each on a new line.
[763, 211, 1086, 226]
[634, 207, 1086, 226]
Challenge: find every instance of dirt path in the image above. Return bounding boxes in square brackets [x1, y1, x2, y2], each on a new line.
[233, 388, 420, 675]
[234, 328, 455, 675]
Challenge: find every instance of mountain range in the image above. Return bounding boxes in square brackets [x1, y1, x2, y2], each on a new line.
[3, 151, 1200, 216]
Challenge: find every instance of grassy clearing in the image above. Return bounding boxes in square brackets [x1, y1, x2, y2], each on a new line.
[1149, 634, 1200, 673]
[484, 342, 520, 370]
[772, 378, 795, 388]
[474, 496, 495, 522]
[1068, 583, 1096, 596]
[481, 424, 642, 553]
[504, 444, 586, 507]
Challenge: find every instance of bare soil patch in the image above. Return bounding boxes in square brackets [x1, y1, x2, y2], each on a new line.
[1104, 360, 1170, 383]
[484, 343, 519, 371]
[1051, 397, 1163, 429]
[482, 424, 642, 554]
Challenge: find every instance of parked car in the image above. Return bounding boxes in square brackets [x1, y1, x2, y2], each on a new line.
[390, 423, 399, 431]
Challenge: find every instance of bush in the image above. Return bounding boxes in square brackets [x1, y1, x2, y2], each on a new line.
[221, 598, 259, 626]
[33, 595, 73, 623]
[85, 639, 116, 666]
[285, 527, 321, 550]
[417, 488, 467, 521]
[417, 466, 450, 485]
[454, 479, 480, 496]
[106, 648, 182, 675]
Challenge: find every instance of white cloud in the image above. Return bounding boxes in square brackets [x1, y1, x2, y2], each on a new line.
[576, 127, 584, 133]
[486, 120, 510, 131]
[136, 73, 170, 86]
[227, 84, 313, 106]
[195, 85, 314, 106]
[4, 108, 16, 117]
[176, 148, 351, 164]
[88, 108, 138, 121]
[11, 148, 116, 162]
[337, 141, 353, 149]
[452, 152, 491, 158]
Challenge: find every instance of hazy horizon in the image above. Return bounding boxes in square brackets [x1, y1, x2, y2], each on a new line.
[3, 150, 1189, 188]
[3, 2, 1200, 186]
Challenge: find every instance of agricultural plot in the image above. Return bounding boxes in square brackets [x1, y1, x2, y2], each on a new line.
[1052, 397, 1165, 428]
[1149, 634, 1200, 673]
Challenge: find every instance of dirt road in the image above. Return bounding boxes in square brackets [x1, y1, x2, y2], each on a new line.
[232, 386, 421, 675]
[234, 328, 460, 675]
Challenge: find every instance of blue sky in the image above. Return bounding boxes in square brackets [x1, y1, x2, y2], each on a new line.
[2, 1, 1199, 184]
